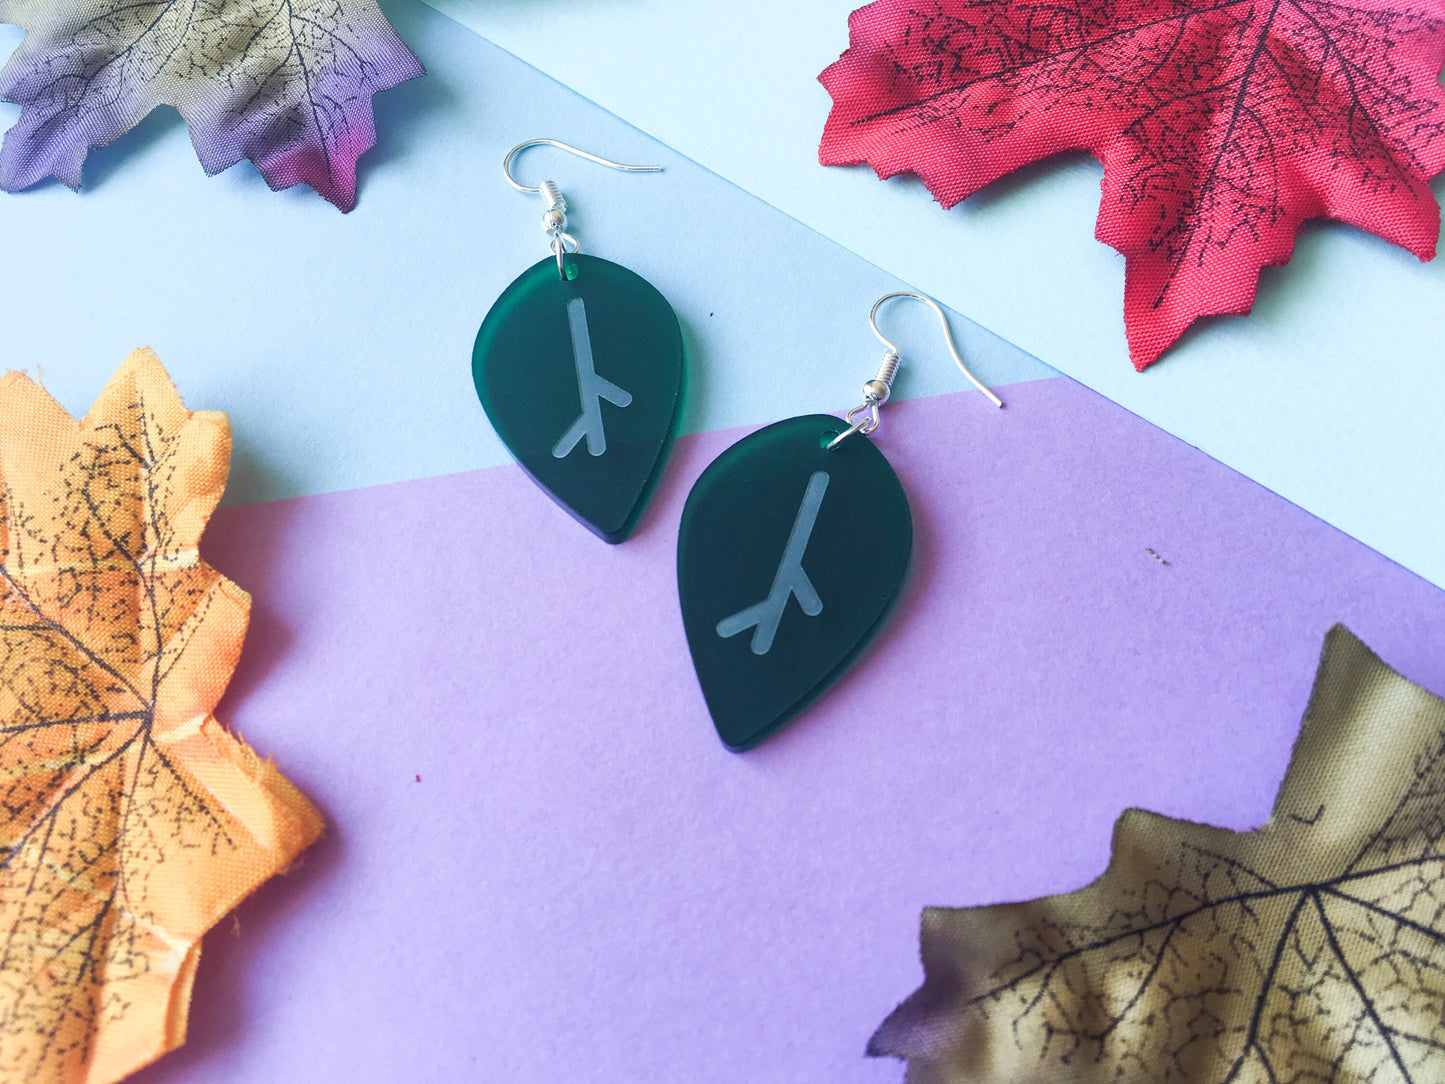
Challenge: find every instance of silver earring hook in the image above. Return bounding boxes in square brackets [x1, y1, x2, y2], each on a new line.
[830, 291, 1003, 450]
[501, 139, 662, 278]
[501, 138, 662, 194]
[870, 292, 1003, 409]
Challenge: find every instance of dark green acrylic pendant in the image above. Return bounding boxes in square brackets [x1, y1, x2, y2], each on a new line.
[473, 254, 684, 543]
[677, 414, 913, 751]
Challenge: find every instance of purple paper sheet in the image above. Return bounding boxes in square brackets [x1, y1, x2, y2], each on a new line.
[135, 375, 1445, 1083]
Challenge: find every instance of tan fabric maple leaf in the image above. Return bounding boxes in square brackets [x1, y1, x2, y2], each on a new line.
[873, 626, 1445, 1083]
[0, 350, 323, 1083]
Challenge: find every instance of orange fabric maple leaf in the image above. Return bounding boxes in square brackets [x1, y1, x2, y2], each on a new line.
[0, 350, 323, 1083]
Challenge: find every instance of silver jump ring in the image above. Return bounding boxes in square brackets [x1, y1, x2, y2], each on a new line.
[549, 231, 579, 278]
[827, 402, 880, 450]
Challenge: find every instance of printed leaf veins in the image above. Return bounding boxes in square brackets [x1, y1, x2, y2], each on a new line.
[872, 627, 1445, 1082]
[0, 0, 425, 209]
[820, 0, 1445, 367]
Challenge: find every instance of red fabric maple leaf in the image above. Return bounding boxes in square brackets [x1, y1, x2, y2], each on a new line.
[819, 0, 1445, 368]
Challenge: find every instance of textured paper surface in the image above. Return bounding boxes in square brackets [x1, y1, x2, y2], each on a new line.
[422, 0, 1445, 590]
[131, 377, 1445, 1084]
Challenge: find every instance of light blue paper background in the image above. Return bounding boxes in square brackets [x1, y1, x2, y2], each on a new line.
[0, 8, 1440, 1081]
[0, 5, 1046, 510]
[424, 0, 1445, 590]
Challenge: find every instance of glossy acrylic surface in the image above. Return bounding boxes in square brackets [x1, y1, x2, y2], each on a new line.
[473, 254, 684, 542]
[677, 414, 913, 750]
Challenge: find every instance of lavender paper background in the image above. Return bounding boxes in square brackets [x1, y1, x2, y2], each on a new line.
[133, 375, 1445, 1083]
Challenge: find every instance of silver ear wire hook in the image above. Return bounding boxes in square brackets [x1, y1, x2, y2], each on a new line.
[501, 138, 663, 193]
[502, 139, 663, 278]
[829, 291, 1003, 450]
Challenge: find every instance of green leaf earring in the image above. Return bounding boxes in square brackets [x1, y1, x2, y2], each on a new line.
[677, 293, 1005, 751]
[474, 140, 685, 543]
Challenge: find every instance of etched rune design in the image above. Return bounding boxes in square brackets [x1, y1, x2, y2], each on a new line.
[717, 471, 829, 655]
[552, 297, 633, 458]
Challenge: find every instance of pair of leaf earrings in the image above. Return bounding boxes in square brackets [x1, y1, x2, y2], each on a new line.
[473, 141, 1003, 751]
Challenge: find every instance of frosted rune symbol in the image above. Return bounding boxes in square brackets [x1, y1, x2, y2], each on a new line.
[552, 296, 634, 458]
[716, 471, 830, 655]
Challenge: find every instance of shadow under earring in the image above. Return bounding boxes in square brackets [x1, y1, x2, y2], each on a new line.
[473, 139, 685, 543]
[677, 292, 1005, 751]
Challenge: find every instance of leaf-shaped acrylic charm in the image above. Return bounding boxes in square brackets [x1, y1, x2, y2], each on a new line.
[677, 415, 912, 751]
[873, 626, 1445, 1083]
[0, 0, 425, 210]
[473, 254, 685, 543]
[0, 350, 323, 1083]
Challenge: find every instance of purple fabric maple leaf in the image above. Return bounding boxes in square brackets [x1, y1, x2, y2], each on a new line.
[0, 0, 425, 211]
